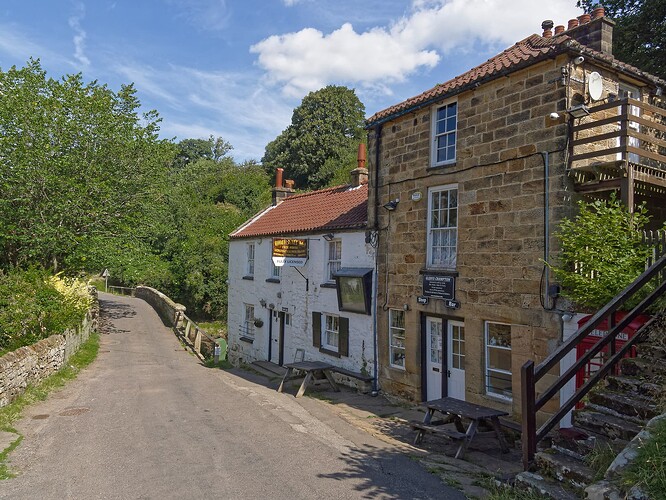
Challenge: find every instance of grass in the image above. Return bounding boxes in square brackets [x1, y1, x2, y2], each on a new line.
[622, 417, 666, 498]
[203, 358, 233, 369]
[585, 441, 617, 481]
[481, 478, 550, 500]
[0, 333, 99, 479]
[196, 320, 227, 340]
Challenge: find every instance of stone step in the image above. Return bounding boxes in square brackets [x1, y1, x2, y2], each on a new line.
[605, 375, 663, 398]
[636, 343, 666, 361]
[573, 409, 642, 442]
[535, 449, 594, 493]
[552, 426, 626, 461]
[588, 389, 659, 421]
[514, 472, 579, 500]
[621, 356, 666, 378]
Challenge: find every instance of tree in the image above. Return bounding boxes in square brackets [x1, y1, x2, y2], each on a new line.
[0, 60, 175, 271]
[577, 0, 666, 80]
[262, 85, 366, 190]
[172, 135, 233, 170]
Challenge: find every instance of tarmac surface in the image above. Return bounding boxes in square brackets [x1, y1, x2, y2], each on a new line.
[0, 292, 470, 500]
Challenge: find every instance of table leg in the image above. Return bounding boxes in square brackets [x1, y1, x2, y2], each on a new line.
[490, 417, 509, 453]
[414, 409, 436, 445]
[455, 419, 479, 459]
[277, 367, 293, 393]
[296, 371, 314, 397]
[322, 369, 340, 392]
[453, 416, 465, 433]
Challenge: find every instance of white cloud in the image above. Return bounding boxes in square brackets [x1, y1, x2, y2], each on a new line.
[251, 0, 582, 96]
[283, 0, 302, 5]
[68, 3, 90, 67]
[167, 0, 232, 32]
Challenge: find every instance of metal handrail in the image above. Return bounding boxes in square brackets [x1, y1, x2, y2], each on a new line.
[521, 253, 666, 469]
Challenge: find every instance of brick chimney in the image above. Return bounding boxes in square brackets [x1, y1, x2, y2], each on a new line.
[350, 143, 368, 187]
[557, 7, 614, 55]
[272, 168, 295, 205]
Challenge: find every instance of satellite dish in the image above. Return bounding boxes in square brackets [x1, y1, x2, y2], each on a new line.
[588, 72, 603, 101]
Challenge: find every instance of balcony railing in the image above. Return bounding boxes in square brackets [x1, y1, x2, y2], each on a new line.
[569, 97, 666, 203]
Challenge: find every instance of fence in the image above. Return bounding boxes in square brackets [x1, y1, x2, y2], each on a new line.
[174, 311, 219, 361]
[107, 285, 136, 296]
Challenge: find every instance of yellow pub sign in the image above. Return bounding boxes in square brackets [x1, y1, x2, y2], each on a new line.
[272, 238, 308, 267]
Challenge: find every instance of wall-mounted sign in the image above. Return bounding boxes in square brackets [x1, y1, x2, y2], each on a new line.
[422, 274, 455, 300]
[411, 191, 422, 202]
[416, 296, 429, 305]
[272, 238, 308, 267]
[444, 299, 461, 309]
[334, 268, 373, 315]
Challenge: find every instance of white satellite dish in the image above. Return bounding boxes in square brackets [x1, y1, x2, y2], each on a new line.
[588, 72, 603, 101]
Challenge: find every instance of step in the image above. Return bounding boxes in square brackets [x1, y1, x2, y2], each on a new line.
[636, 343, 666, 360]
[588, 389, 659, 421]
[621, 357, 666, 378]
[535, 449, 594, 493]
[573, 408, 642, 441]
[514, 472, 578, 500]
[605, 375, 663, 398]
[551, 427, 625, 461]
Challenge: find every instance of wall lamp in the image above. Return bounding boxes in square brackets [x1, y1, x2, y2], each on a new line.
[322, 233, 335, 241]
[383, 199, 400, 211]
[567, 104, 590, 119]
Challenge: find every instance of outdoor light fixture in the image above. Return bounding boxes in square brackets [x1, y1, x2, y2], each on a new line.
[383, 199, 400, 211]
[567, 104, 590, 119]
[322, 233, 335, 241]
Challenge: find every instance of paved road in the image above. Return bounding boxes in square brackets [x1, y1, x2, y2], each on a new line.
[0, 293, 464, 500]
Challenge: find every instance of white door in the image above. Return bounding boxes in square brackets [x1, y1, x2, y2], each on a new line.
[426, 317, 443, 401]
[447, 320, 466, 400]
[618, 83, 641, 164]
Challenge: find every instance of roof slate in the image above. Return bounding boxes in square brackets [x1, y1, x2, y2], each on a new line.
[230, 183, 368, 239]
[366, 32, 664, 127]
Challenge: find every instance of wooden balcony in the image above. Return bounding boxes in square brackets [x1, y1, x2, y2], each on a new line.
[568, 97, 666, 209]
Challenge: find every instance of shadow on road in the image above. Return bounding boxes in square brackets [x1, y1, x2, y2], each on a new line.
[98, 297, 136, 335]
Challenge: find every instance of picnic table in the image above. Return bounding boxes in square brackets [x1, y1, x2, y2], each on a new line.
[277, 361, 340, 398]
[412, 397, 509, 459]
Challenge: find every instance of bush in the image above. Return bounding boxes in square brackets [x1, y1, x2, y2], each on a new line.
[550, 195, 659, 310]
[0, 268, 92, 352]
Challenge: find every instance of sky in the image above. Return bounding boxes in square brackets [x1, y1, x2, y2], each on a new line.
[0, 0, 583, 162]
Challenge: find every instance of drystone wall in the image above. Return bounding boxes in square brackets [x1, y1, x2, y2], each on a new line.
[135, 285, 186, 328]
[0, 293, 99, 408]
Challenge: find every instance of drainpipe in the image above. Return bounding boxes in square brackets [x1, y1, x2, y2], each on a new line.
[542, 151, 552, 310]
[371, 125, 382, 396]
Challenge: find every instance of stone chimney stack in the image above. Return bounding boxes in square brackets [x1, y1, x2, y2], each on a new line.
[350, 143, 369, 187]
[272, 168, 295, 205]
[552, 7, 614, 55]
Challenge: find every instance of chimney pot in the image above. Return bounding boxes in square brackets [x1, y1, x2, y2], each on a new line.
[568, 19, 579, 30]
[284, 179, 295, 189]
[592, 6, 605, 19]
[357, 143, 367, 169]
[578, 13, 591, 24]
[541, 20, 554, 37]
[275, 168, 284, 189]
[554, 25, 565, 35]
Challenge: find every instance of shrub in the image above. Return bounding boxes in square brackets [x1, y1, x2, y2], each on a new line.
[0, 268, 92, 352]
[550, 195, 659, 311]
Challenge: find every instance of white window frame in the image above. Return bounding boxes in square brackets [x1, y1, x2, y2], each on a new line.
[427, 185, 458, 269]
[326, 239, 342, 282]
[485, 321, 512, 401]
[246, 243, 255, 277]
[270, 259, 281, 280]
[431, 100, 457, 167]
[389, 309, 406, 369]
[321, 314, 339, 353]
[243, 303, 255, 338]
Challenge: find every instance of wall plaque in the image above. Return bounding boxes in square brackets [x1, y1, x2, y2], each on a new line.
[422, 274, 455, 300]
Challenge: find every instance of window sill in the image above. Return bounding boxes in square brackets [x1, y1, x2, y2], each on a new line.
[483, 393, 513, 405]
[242, 275, 254, 281]
[419, 268, 458, 277]
[239, 336, 254, 343]
[427, 161, 457, 171]
[319, 347, 341, 358]
[319, 282, 337, 289]
[265, 278, 280, 283]
[389, 364, 406, 371]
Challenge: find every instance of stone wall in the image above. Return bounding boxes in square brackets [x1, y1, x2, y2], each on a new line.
[0, 294, 99, 408]
[135, 285, 186, 328]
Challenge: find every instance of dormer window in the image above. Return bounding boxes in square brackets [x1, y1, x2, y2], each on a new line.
[431, 101, 457, 167]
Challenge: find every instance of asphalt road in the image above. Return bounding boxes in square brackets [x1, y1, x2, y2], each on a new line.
[0, 293, 464, 500]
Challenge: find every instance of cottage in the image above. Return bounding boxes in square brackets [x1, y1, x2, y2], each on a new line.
[227, 155, 377, 390]
[364, 8, 665, 421]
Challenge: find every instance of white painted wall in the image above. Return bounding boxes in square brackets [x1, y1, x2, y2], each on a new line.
[559, 312, 589, 428]
[227, 230, 376, 379]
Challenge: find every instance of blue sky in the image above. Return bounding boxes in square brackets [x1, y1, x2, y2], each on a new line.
[0, 0, 582, 162]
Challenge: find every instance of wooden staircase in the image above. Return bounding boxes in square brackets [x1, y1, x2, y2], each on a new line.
[515, 314, 665, 498]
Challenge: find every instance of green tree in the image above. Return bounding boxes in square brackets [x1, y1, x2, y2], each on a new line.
[550, 195, 658, 310]
[0, 60, 175, 271]
[577, 0, 666, 80]
[262, 85, 366, 190]
[172, 135, 233, 170]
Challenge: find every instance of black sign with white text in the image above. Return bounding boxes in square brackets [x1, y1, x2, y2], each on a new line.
[422, 274, 455, 300]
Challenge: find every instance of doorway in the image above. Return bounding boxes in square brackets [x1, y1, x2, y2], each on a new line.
[424, 316, 466, 401]
[269, 311, 286, 366]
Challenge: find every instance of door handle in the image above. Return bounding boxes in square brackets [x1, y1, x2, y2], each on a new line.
[447, 370, 451, 378]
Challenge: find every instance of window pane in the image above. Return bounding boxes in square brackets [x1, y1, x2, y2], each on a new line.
[488, 323, 511, 348]
[487, 347, 511, 371]
[487, 370, 512, 397]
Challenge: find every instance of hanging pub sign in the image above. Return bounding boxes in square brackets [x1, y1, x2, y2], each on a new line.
[272, 238, 308, 267]
[422, 273, 455, 300]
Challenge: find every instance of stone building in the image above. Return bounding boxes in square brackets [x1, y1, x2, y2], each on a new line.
[227, 161, 377, 389]
[365, 9, 665, 419]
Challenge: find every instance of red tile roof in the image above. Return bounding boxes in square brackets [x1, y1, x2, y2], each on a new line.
[367, 32, 664, 127]
[230, 184, 368, 239]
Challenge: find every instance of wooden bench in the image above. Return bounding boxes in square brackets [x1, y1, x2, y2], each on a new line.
[330, 367, 373, 383]
[410, 421, 466, 445]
